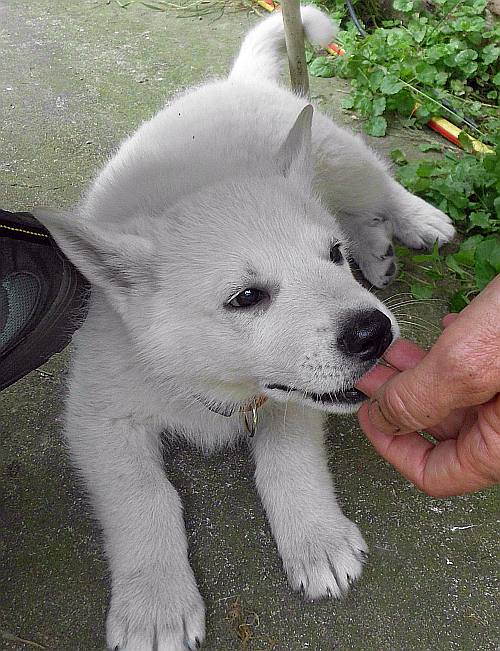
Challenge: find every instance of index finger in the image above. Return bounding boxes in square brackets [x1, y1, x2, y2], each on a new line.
[358, 401, 433, 490]
[358, 401, 497, 496]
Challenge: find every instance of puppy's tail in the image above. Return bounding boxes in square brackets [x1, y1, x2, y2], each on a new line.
[229, 6, 337, 82]
[229, 6, 337, 79]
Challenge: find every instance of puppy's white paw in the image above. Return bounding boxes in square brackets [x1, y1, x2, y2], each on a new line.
[357, 243, 397, 289]
[395, 198, 455, 250]
[106, 565, 205, 651]
[281, 516, 368, 601]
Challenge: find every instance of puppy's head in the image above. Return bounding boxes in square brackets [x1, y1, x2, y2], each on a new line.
[37, 106, 398, 414]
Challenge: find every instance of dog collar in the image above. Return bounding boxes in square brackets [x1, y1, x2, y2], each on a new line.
[197, 394, 268, 436]
[239, 395, 268, 436]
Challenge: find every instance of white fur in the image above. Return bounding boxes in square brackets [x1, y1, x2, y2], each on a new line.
[230, 5, 337, 81]
[35, 8, 454, 650]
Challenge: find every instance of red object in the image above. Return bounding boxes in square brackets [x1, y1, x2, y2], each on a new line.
[326, 42, 346, 56]
[427, 118, 460, 147]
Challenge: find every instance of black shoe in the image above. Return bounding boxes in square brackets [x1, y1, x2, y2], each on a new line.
[0, 209, 91, 391]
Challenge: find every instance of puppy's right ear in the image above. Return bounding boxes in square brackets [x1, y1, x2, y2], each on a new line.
[34, 208, 154, 311]
[277, 104, 313, 177]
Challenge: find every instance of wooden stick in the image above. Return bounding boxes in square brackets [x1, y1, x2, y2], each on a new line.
[281, 0, 309, 97]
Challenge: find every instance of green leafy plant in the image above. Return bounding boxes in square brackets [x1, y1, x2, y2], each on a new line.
[310, 0, 499, 139]
[390, 133, 500, 309]
[308, 0, 499, 309]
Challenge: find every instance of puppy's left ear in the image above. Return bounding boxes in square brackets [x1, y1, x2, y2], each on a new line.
[277, 104, 313, 177]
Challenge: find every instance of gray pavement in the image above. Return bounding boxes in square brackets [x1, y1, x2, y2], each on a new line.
[1, 1, 498, 650]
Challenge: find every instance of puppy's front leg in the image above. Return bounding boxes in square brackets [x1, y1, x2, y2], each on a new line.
[251, 403, 367, 600]
[66, 410, 205, 651]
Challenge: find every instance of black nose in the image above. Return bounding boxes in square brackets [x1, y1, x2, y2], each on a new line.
[337, 309, 393, 361]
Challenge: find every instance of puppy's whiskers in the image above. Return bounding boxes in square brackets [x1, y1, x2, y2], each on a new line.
[396, 320, 434, 336]
[392, 313, 441, 334]
[385, 297, 446, 310]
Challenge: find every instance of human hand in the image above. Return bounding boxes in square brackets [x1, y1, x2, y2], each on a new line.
[356, 275, 500, 497]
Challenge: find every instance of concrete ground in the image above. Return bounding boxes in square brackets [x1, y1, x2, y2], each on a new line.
[0, 1, 498, 650]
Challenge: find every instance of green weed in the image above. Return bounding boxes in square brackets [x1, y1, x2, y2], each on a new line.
[392, 138, 499, 309]
[311, 0, 499, 139]
[309, 0, 500, 309]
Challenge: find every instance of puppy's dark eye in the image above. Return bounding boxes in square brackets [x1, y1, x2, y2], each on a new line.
[329, 242, 343, 264]
[227, 288, 269, 308]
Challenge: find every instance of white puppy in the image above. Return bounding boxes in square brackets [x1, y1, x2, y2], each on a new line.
[36, 7, 454, 650]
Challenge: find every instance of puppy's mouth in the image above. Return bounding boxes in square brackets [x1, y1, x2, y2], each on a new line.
[264, 383, 366, 409]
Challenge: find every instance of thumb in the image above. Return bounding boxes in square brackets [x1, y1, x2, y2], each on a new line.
[369, 276, 500, 435]
[367, 356, 456, 435]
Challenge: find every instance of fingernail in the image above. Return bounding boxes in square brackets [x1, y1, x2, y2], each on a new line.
[368, 397, 400, 434]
